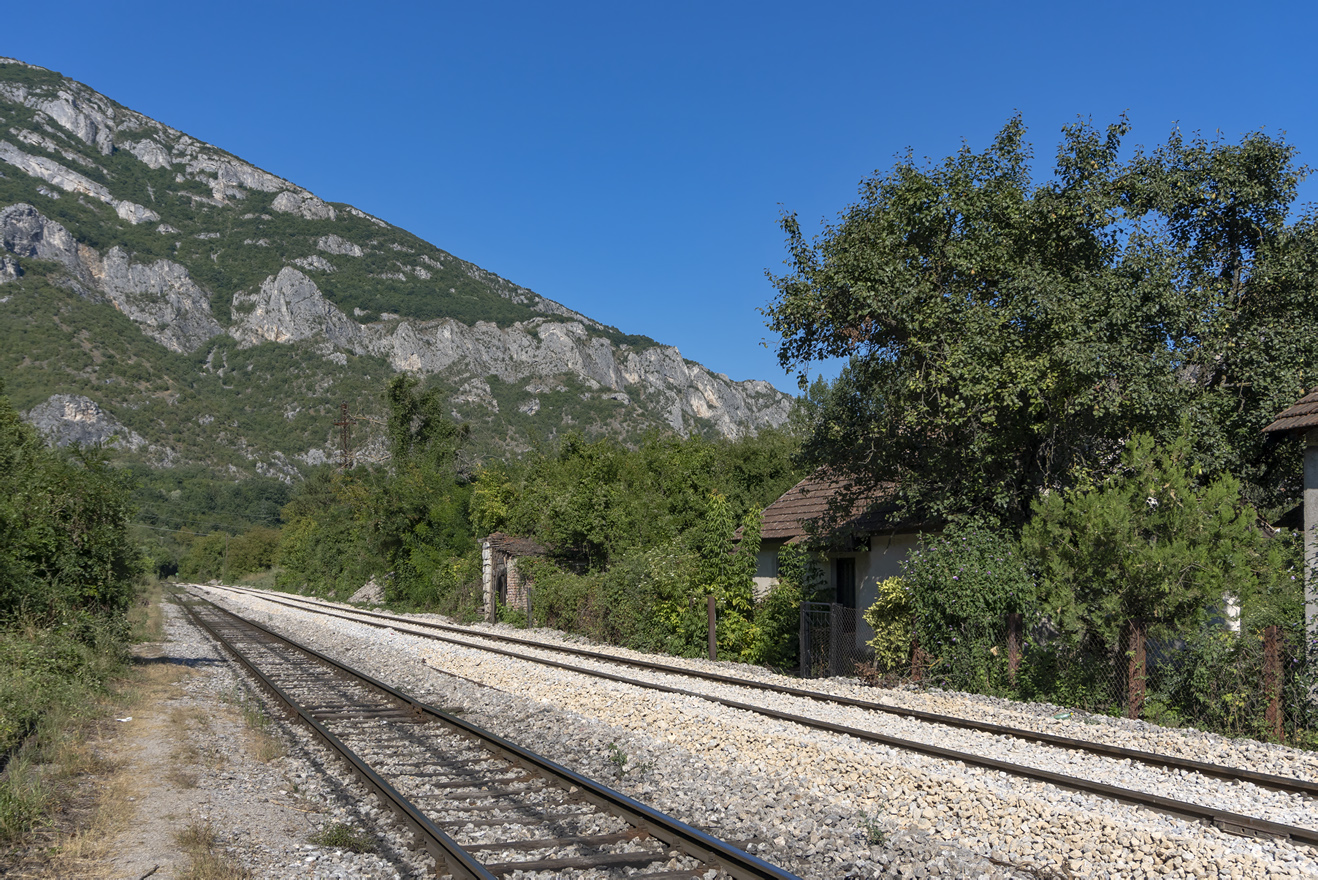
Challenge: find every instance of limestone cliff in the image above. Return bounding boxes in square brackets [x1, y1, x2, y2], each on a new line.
[224, 268, 790, 436]
[25, 394, 146, 450]
[0, 57, 793, 473]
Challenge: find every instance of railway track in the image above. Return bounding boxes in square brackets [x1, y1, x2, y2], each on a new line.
[200, 579, 1318, 848]
[202, 584, 1318, 848]
[177, 592, 800, 880]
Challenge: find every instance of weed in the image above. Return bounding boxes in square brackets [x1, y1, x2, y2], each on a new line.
[0, 755, 48, 842]
[176, 821, 218, 851]
[606, 741, 655, 780]
[309, 822, 375, 853]
[176, 821, 251, 880]
[857, 811, 887, 846]
[218, 685, 286, 762]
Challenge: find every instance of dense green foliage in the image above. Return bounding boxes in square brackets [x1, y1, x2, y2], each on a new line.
[470, 432, 805, 664]
[272, 381, 807, 665]
[471, 429, 801, 569]
[901, 522, 1035, 690]
[0, 383, 139, 622]
[1022, 429, 1289, 648]
[0, 377, 138, 839]
[767, 116, 1318, 526]
[0, 619, 125, 760]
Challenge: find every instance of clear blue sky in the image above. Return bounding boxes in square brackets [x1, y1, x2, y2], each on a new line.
[6, 1, 1317, 393]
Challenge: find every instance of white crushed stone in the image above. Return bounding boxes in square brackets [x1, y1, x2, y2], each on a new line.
[192, 585, 1318, 879]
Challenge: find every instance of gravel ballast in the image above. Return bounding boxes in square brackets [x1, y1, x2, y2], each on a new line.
[193, 585, 1318, 879]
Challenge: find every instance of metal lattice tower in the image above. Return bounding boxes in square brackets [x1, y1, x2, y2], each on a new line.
[334, 402, 354, 470]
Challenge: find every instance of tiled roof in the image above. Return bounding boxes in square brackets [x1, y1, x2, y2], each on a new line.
[1263, 388, 1318, 434]
[483, 532, 547, 557]
[757, 471, 903, 542]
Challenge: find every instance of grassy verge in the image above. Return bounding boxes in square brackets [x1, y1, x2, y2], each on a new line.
[0, 615, 128, 842]
[0, 578, 175, 858]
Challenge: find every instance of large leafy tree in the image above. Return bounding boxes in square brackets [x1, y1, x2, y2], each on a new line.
[765, 116, 1317, 525]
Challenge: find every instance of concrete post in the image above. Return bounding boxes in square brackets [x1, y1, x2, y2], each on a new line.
[1305, 430, 1318, 655]
[481, 540, 495, 623]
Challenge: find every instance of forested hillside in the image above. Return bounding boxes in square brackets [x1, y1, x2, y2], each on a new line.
[0, 56, 791, 490]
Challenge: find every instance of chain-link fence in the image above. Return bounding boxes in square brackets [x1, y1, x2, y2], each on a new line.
[807, 604, 1318, 748]
[799, 602, 873, 678]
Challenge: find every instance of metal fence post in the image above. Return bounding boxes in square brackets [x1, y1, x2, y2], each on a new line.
[1007, 612, 1023, 685]
[707, 595, 717, 662]
[1265, 624, 1283, 741]
[799, 605, 809, 678]
[1127, 619, 1147, 720]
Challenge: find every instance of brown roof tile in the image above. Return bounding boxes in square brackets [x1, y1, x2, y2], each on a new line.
[484, 532, 547, 557]
[1262, 388, 1318, 434]
[757, 471, 904, 542]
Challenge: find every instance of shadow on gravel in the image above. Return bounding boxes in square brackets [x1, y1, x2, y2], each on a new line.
[131, 655, 227, 669]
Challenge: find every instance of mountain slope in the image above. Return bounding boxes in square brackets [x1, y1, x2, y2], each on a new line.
[0, 58, 791, 476]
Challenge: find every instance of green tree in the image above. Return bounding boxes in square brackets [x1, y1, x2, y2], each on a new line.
[0, 382, 139, 620]
[765, 116, 1317, 525]
[1022, 429, 1290, 716]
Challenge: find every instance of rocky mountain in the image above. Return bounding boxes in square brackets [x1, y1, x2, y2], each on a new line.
[0, 58, 791, 479]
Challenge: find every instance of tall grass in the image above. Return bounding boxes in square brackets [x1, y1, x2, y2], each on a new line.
[0, 608, 130, 842]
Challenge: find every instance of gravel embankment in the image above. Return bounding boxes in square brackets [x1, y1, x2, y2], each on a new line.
[239, 586, 1318, 785]
[197, 585, 1318, 879]
[156, 599, 413, 878]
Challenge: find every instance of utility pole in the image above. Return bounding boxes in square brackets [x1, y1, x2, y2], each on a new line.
[334, 402, 354, 470]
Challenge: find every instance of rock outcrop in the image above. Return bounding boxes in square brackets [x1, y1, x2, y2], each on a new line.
[272, 190, 336, 221]
[224, 269, 791, 436]
[25, 394, 146, 450]
[0, 202, 87, 278]
[92, 247, 224, 353]
[1, 203, 223, 352]
[0, 142, 157, 224]
[317, 235, 362, 256]
[229, 267, 360, 349]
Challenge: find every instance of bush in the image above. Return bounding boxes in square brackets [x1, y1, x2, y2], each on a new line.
[862, 577, 912, 672]
[903, 521, 1035, 692]
[225, 527, 281, 576]
[0, 382, 139, 621]
[179, 534, 227, 582]
[748, 578, 805, 670]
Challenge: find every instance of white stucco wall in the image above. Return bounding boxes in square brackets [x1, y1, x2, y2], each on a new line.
[853, 532, 923, 647]
[755, 532, 927, 651]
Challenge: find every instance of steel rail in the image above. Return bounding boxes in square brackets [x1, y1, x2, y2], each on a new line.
[177, 595, 497, 880]
[202, 584, 1318, 845]
[212, 584, 1318, 799]
[181, 591, 801, 880]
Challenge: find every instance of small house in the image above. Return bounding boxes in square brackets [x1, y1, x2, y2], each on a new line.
[481, 532, 546, 622]
[753, 471, 934, 650]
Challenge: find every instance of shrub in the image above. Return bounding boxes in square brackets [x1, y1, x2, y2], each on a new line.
[225, 527, 281, 576]
[179, 534, 227, 582]
[749, 578, 805, 670]
[903, 521, 1035, 692]
[862, 577, 912, 672]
